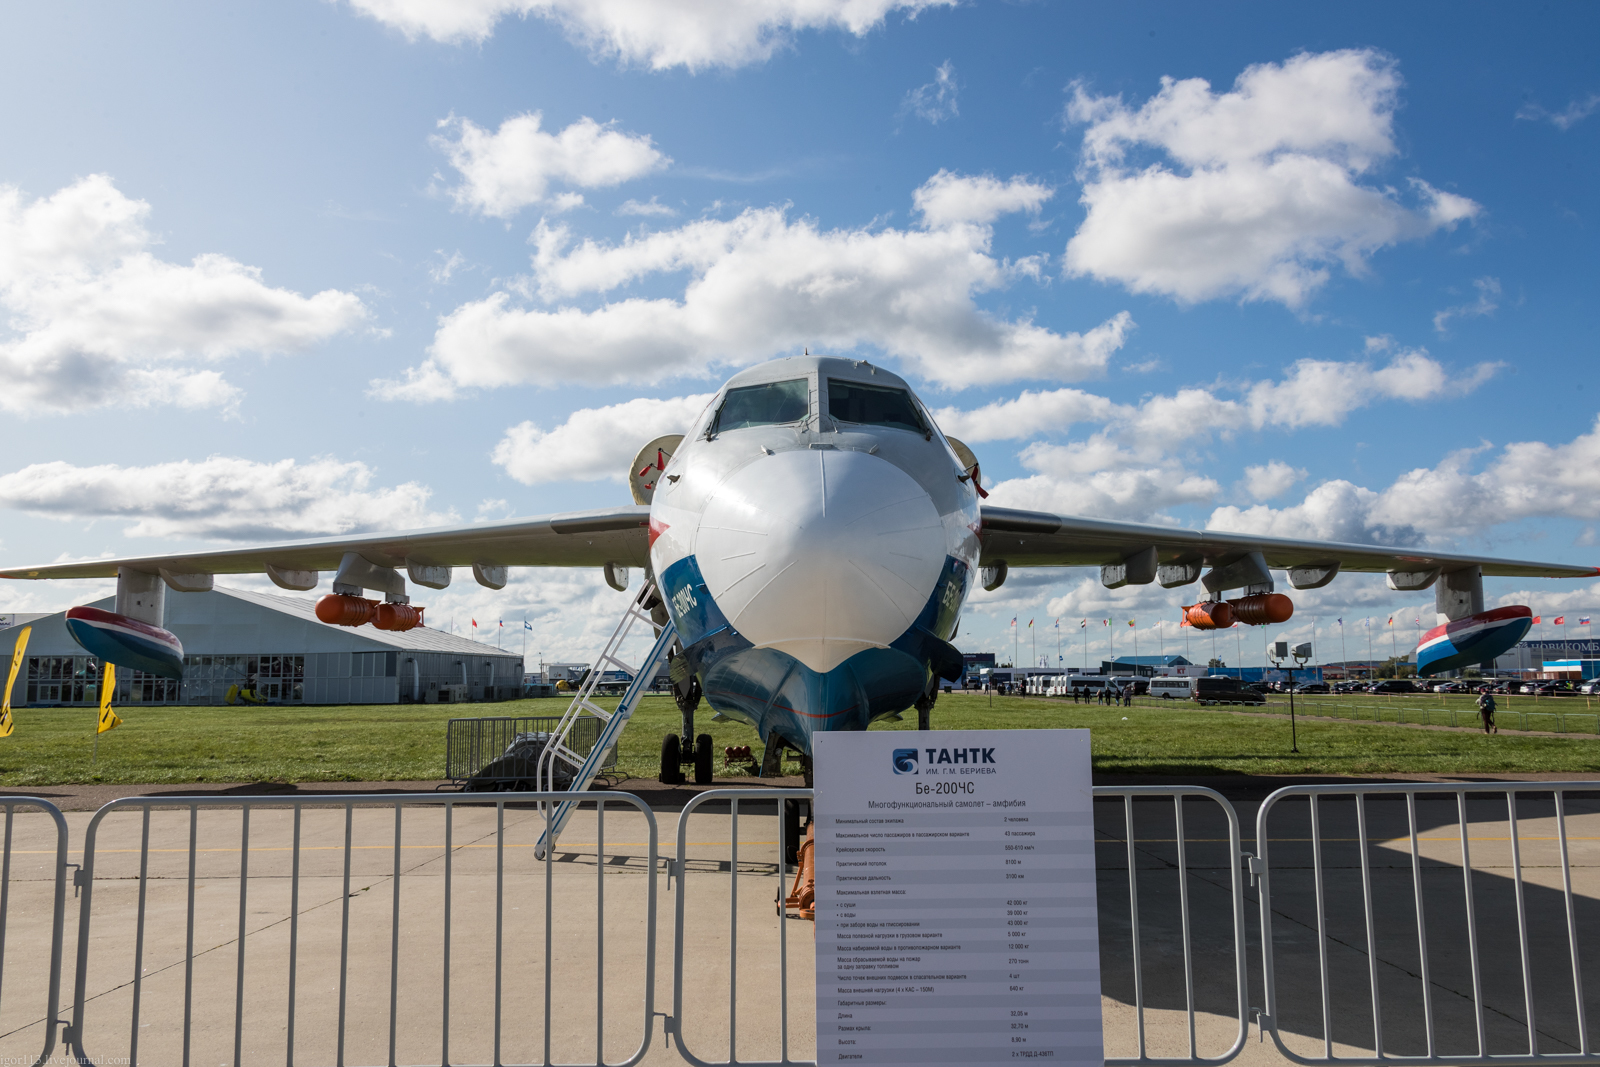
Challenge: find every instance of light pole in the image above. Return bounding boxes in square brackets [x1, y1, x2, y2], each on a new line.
[1270, 640, 1313, 754]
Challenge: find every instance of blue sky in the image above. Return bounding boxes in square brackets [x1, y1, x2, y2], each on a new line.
[1, 1, 1597, 667]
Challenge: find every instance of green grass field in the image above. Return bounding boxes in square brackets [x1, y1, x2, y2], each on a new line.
[0, 689, 1597, 787]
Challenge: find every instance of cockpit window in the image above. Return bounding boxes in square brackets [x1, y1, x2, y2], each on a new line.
[827, 379, 927, 434]
[713, 379, 809, 432]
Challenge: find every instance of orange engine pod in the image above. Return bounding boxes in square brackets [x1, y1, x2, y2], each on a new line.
[1226, 593, 1294, 626]
[1182, 601, 1235, 630]
[374, 603, 425, 632]
[315, 594, 378, 627]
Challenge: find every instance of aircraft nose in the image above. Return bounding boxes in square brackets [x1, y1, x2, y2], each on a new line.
[695, 448, 948, 674]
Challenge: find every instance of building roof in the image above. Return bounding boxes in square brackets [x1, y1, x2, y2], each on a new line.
[9, 586, 522, 660]
[1109, 655, 1194, 667]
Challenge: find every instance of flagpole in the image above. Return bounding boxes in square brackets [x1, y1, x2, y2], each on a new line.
[1082, 623, 1087, 673]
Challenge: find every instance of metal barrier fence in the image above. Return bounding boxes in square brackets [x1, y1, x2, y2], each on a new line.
[1255, 781, 1600, 1065]
[671, 788, 813, 1067]
[0, 780, 1590, 1066]
[668, 786, 1252, 1067]
[64, 792, 659, 1067]
[1094, 786, 1250, 1066]
[446, 714, 609, 786]
[0, 798, 70, 1067]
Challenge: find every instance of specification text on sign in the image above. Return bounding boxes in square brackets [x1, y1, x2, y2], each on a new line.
[812, 730, 1103, 1066]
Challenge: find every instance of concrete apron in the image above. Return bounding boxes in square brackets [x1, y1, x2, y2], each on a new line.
[0, 794, 1589, 1066]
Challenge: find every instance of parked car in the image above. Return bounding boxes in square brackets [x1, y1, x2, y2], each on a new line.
[1244, 682, 1272, 695]
[1369, 679, 1419, 694]
[1292, 682, 1330, 693]
[1581, 680, 1600, 695]
[1434, 682, 1468, 693]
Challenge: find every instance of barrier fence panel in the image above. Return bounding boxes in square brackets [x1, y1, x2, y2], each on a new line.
[1255, 781, 1600, 1066]
[669, 786, 1250, 1067]
[64, 792, 659, 1067]
[0, 798, 70, 1067]
[1091, 786, 1250, 1066]
[671, 788, 816, 1067]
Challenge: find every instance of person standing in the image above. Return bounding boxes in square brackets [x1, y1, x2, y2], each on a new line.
[1477, 690, 1497, 734]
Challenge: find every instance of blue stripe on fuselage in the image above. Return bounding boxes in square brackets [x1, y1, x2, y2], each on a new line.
[660, 554, 969, 754]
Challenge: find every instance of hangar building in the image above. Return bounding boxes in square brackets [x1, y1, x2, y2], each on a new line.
[0, 586, 524, 708]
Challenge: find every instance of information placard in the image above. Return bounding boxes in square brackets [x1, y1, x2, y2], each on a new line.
[812, 729, 1102, 1065]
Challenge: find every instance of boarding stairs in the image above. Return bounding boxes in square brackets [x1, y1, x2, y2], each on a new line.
[534, 575, 677, 857]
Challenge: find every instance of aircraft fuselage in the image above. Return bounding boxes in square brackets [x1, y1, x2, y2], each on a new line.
[647, 356, 980, 755]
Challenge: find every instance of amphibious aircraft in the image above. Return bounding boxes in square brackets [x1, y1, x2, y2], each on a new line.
[4, 355, 1593, 773]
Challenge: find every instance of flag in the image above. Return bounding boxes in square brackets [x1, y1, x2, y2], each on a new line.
[1080, 619, 1087, 628]
[1533, 615, 1542, 624]
[97, 664, 122, 735]
[1582, 617, 1592, 626]
[471, 618, 478, 629]
[1102, 619, 1109, 627]
[1010, 616, 1017, 627]
[1028, 619, 1034, 628]
[1555, 616, 1566, 625]
[0, 625, 29, 739]
[1054, 618, 1060, 629]
[1387, 617, 1393, 625]
[1336, 618, 1342, 626]
[498, 620, 503, 629]
[1127, 619, 1135, 627]
[524, 620, 532, 631]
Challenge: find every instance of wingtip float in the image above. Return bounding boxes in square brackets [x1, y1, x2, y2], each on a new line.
[64, 606, 185, 680]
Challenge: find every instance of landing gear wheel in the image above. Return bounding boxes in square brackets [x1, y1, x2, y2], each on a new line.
[694, 733, 714, 784]
[659, 733, 685, 784]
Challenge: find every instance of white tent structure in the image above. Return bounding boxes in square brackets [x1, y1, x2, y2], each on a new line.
[1, 586, 523, 707]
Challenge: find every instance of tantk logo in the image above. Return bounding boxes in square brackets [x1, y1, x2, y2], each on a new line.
[892, 748, 919, 775]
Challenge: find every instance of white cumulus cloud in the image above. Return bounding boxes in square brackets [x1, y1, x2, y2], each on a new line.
[0, 456, 456, 541]
[345, 0, 955, 69]
[1242, 460, 1306, 501]
[1242, 348, 1497, 429]
[492, 393, 715, 484]
[1209, 415, 1600, 546]
[376, 171, 1131, 397]
[1063, 49, 1481, 308]
[435, 112, 668, 218]
[0, 175, 368, 415]
[934, 348, 1491, 450]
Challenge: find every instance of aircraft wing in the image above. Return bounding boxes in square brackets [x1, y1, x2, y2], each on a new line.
[0, 506, 651, 581]
[978, 506, 1599, 581]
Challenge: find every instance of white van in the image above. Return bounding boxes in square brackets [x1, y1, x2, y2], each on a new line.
[1147, 677, 1195, 700]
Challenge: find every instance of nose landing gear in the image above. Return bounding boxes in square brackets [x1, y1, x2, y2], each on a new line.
[659, 656, 713, 785]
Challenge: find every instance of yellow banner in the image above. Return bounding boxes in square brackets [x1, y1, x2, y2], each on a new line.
[97, 663, 122, 734]
[0, 626, 30, 738]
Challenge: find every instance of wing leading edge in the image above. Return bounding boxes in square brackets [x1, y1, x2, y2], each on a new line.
[0, 506, 651, 582]
[978, 506, 1599, 582]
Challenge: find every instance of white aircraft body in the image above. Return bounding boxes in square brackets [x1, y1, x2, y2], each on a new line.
[6, 355, 1595, 767]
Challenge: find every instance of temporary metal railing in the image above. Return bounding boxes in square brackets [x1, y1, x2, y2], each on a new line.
[671, 788, 814, 1067]
[1094, 786, 1250, 1066]
[669, 786, 1252, 1067]
[64, 792, 659, 1067]
[1254, 781, 1600, 1066]
[0, 798, 70, 1067]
